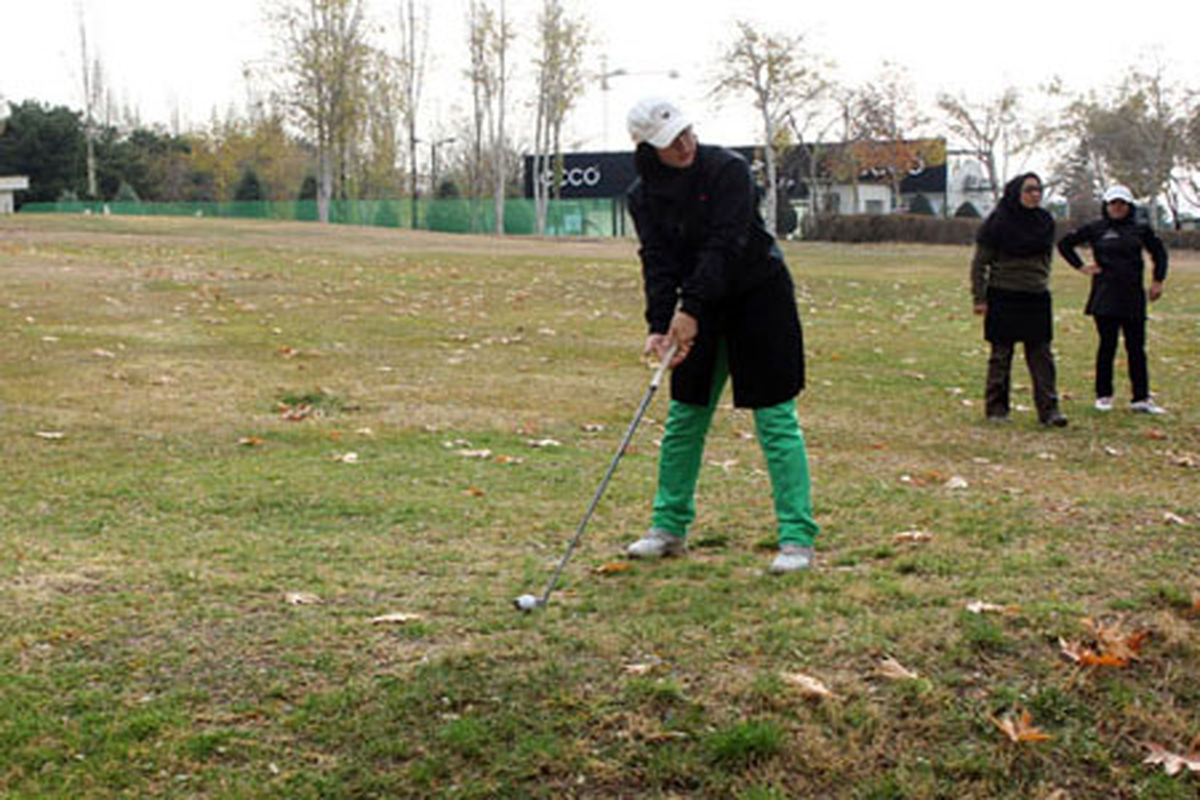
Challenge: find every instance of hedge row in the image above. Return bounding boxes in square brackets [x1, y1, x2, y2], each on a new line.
[803, 214, 1200, 250]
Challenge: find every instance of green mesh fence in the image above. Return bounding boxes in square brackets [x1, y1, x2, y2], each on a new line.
[19, 197, 632, 238]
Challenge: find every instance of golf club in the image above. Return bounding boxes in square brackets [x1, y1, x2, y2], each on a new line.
[514, 341, 678, 613]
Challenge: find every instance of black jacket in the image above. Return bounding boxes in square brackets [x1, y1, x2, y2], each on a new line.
[1057, 206, 1168, 318]
[627, 144, 804, 408]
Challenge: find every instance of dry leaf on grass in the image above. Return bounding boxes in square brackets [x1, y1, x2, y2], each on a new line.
[780, 671, 835, 699]
[582, 423, 605, 432]
[893, 530, 933, 544]
[877, 656, 920, 681]
[493, 455, 524, 465]
[967, 601, 1019, 615]
[1104, 445, 1122, 457]
[370, 612, 423, 625]
[456, 449, 493, 459]
[35, 431, 65, 440]
[462, 487, 486, 497]
[1060, 618, 1150, 668]
[1142, 739, 1200, 776]
[526, 438, 562, 448]
[1163, 512, 1188, 525]
[594, 562, 633, 575]
[285, 592, 321, 605]
[991, 705, 1052, 743]
[237, 436, 265, 447]
[623, 659, 662, 676]
[91, 348, 116, 359]
[944, 476, 969, 490]
[1145, 428, 1168, 441]
[332, 452, 359, 464]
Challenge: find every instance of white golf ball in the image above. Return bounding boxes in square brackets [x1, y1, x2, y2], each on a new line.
[514, 594, 539, 612]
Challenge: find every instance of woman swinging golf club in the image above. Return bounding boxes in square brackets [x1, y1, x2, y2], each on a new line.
[624, 97, 819, 574]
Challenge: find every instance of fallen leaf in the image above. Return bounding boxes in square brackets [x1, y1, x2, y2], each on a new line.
[1037, 452, 1057, 461]
[582, 423, 605, 432]
[967, 601, 1019, 615]
[527, 438, 562, 448]
[1142, 740, 1200, 776]
[456, 449, 493, 459]
[893, 530, 933, 544]
[1171, 452, 1198, 469]
[370, 612, 423, 625]
[493, 455, 524, 464]
[35, 431, 65, 440]
[1145, 428, 1168, 441]
[285, 592, 321, 605]
[1163, 512, 1187, 525]
[594, 562, 633, 575]
[623, 660, 661, 676]
[944, 476, 969, 490]
[91, 348, 116, 359]
[1083, 618, 1149, 663]
[1058, 637, 1128, 667]
[991, 705, 1052, 743]
[356, 427, 375, 437]
[780, 671, 835, 699]
[332, 452, 359, 464]
[877, 656, 919, 681]
[237, 436, 265, 447]
[707, 458, 738, 473]
[1104, 445, 1122, 456]
[463, 487, 486, 497]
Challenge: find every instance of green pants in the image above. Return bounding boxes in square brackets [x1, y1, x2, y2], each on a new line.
[651, 344, 819, 547]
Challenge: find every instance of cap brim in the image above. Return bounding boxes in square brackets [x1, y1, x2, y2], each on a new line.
[646, 116, 691, 149]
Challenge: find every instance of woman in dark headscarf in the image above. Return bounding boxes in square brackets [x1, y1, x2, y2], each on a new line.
[970, 172, 1067, 427]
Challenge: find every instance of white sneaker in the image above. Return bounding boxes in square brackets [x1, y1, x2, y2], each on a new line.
[1094, 396, 1113, 411]
[769, 544, 813, 574]
[1130, 399, 1166, 415]
[626, 528, 686, 559]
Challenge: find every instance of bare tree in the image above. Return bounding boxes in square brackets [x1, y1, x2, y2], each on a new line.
[531, 0, 587, 235]
[273, 0, 371, 223]
[465, 0, 514, 233]
[1045, 65, 1189, 227]
[937, 87, 1024, 202]
[711, 21, 830, 233]
[362, 47, 403, 200]
[77, 2, 103, 199]
[397, 0, 429, 227]
[852, 62, 930, 211]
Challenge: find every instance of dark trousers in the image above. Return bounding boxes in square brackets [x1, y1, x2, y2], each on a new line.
[986, 340, 1060, 422]
[1093, 315, 1148, 402]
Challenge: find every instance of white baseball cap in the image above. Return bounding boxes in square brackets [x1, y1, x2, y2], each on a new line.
[1103, 184, 1134, 204]
[627, 97, 691, 148]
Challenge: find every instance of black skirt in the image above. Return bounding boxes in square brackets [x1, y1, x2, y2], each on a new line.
[985, 288, 1052, 343]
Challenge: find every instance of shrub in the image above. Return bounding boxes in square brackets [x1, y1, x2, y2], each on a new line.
[804, 213, 981, 245]
[954, 201, 981, 218]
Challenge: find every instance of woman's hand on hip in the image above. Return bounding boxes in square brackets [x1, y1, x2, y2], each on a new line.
[1079, 263, 1101, 276]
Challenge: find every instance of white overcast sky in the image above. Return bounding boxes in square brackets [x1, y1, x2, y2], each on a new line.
[4, 0, 1198, 157]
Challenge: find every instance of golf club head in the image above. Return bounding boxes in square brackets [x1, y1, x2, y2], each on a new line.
[513, 593, 542, 613]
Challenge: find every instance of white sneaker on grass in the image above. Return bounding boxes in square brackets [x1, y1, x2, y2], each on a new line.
[1130, 399, 1166, 415]
[626, 528, 687, 559]
[1094, 396, 1113, 411]
[769, 545, 813, 574]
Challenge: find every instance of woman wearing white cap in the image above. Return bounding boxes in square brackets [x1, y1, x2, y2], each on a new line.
[621, 97, 818, 574]
[1057, 185, 1169, 414]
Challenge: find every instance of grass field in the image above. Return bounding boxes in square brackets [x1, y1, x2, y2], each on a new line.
[1, 214, 1197, 799]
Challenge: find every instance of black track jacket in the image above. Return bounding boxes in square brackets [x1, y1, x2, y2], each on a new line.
[627, 144, 804, 408]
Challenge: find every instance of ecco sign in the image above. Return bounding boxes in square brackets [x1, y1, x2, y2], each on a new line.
[540, 165, 603, 188]
[523, 152, 637, 199]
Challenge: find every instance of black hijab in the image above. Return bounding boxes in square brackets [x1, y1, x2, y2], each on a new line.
[976, 172, 1055, 257]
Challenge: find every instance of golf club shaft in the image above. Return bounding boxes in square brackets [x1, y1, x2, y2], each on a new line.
[537, 343, 678, 605]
